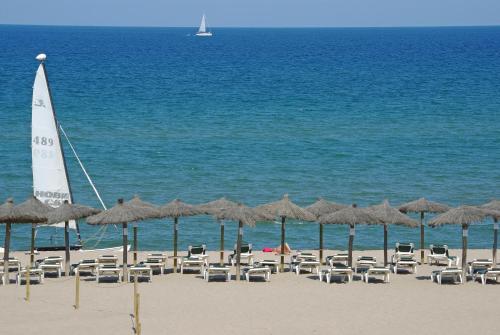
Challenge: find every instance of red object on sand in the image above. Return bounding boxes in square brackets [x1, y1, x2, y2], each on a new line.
[262, 247, 273, 252]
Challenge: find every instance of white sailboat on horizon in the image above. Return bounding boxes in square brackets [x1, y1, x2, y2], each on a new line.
[196, 14, 213, 37]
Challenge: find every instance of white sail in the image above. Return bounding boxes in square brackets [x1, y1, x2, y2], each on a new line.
[32, 57, 76, 229]
[198, 14, 207, 33]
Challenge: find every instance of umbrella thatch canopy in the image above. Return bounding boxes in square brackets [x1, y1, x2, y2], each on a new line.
[125, 195, 162, 218]
[367, 200, 419, 265]
[197, 197, 239, 264]
[15, 196, 53, 266]
[320, 205, 381, 267]
[481, 200, 500, 263]
[159, 199, 202, 271]
[306, 198, 348, 263]
[399, 198, 450, 262]
[214, 203, 272, 280]
[46, 200, 101, 276]
[256, 194, 315, 271]
[429, 205, 496, 273]
[87, 198, 159, 281]
[0, 198, 44, 285]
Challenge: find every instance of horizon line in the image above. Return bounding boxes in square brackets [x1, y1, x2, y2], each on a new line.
[1, 23, 500, 29]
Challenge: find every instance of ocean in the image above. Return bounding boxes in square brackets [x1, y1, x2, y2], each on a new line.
[1, 25, 499, 251]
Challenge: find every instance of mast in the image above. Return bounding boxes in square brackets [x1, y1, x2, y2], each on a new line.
[34, 54, 82, 244]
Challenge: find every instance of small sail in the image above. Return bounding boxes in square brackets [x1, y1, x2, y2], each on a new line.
[198, 14, 207, 33]
[32, 59, 76, 229]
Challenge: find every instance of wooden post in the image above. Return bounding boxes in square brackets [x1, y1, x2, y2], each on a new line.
[75, 271, 80, 309]
[348, 225, 355, 267]
[133, 224, 138, 266]
[173, 217, 178, 272]
[133, 277, 138, 329]
[3, 222, 11, 285]
[493, 218, 498, 264]
[235, 220, 243, 281]
[384, 224, 388, 266]
[136, 293, 141, 335]
[30, 223, 36, 266]
[280, 216, 286, 272]
[462, 224, 468, 281]
[25, 264, 30, 302]
[319, 223, 324, 265]
[123, 223, 128, 282]
[420, 212, 425, 263]
[220, 220, 225, 265]
[64, 221, 70, 276]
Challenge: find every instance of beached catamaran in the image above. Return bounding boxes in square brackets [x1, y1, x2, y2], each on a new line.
[196, 14, 213, 37]
[32, 54, 120, 252]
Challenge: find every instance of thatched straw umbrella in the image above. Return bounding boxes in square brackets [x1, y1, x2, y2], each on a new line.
[306, 198, 347, 264]
[367, 200, 419, 266]
[87, 198, 158, 281]
[125, 196, 161, 265]
[197, 197, 239, 265]
[0, 198, 49, 285]
[159, 199, 201, 272]
[256, 194, 316, 271]
[428, 206, 498, 275]
[481, 200, 500, 264]
[15, 196, 53, 266]
[399, 198, 450, 263]
[46, 200, 101, 276]
[214, 203, 272, 280]
[319, 205, 381, 267]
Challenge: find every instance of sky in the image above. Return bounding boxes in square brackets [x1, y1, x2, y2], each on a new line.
[1, 0, 500, 28]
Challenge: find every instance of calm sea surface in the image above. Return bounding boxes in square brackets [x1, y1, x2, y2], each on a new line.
[1, 25, 500, 251]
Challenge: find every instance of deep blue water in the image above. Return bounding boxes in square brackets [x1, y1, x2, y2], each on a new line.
[1, 25, 500, 252]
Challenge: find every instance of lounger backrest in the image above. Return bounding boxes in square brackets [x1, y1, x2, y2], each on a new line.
[358, 256, 375, 261]
[430, 244, 448, 256]
[188, 245, 206, 257]
[395, 243, 414, 253]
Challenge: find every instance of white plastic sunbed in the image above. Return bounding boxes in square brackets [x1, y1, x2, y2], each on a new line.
[75, 259, 99, 276]
[204, 265, 231, 282]
[180, 257, 205, 274]
[355, 256, 377, 273]
[390, 243, 415, 264]
[475, 267, 500, 285]
[128, 265, 153, 282]
[240, 266, 271, 282]
[17, 268, 44, 285]
[228, 243, 254, 266]
[431, 267, 463, 285]
[467, 259, 493, 276]
[96, 265, 122, 283]
[362, 266, 390, 283]
[319, 263, 353, 283]
[392, 255, 418, 274]
[38, 256, 64, 278]
[427, 245, 459, 267]
[326, 254, 349, 266]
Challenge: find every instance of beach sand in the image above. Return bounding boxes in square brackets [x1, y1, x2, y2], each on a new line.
[1, 249, 497, 335]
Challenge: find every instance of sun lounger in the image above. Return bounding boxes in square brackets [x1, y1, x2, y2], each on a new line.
[355, 256, 377, 273]
[240, 265, 271, 282]
[475, 267, 500, 285]
[128, 264, 153, 282]
[143, 258, 167, 274]
[427, 245, 459, 266]
[326, 254, 349, 266]
[258, 260, 279, 273]
[0, 269, 4, 285]
[319, 263, 353, 283]
[204, 265, 231, 282]
[431, 267, 463, 284]
[146, 253, 168, 265]
[180, 257, 205, 274]
[98, 254, 119, 267]
[17, 268, 44, 285]
[391, 243, 415, 263]
[75, 259, 99, 276]
[393, 255, 418, 274]
[291, 259, 320, 275]
[363, 266, 390, 283]
[38, 256, 64, 278]
[228, 243, 254, 266]
[0, 258, 22, 273]
[97, 264, 122, 283]
[293, 252, 318, 262]
[468, 259, 493, 276]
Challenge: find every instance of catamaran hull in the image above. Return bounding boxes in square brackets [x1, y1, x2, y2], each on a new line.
[36, 244, 83, 251]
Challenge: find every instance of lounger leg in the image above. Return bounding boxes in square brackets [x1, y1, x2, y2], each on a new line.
[245, 273, 249, 282]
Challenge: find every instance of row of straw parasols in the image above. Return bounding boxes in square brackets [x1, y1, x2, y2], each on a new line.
[1, 195, 500, 285]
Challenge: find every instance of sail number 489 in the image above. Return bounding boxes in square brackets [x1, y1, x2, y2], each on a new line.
[33, 136, 54, 146]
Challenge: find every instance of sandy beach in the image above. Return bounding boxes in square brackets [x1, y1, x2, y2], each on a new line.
[1, 248, 498, 335]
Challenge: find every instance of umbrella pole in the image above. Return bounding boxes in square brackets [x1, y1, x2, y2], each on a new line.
[420, 212, 425, 264]
[280, 216, 286, 272]
[64, 221, 70, 276]
[384, 224, 388, 266]
[173, 217, 178, 272]
[220, 220, 225, 265]
[319, 223, 324, 265]
[30, 223, 36, 266]
[123, 223, 128, 282]
[493, 218, 498, 265]
[4, 223, 11, 285]
[348, 225, 355, 267]
[236, 220, 243, 281]
[462, 224, 468, 281]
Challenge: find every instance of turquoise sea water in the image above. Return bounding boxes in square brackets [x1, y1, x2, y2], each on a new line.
[1, 25, 500, 251]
